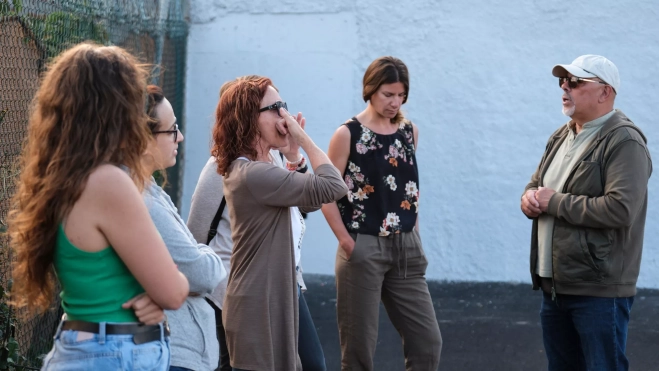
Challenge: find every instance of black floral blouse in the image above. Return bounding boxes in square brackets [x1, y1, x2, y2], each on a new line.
[336, 117, 419, 236]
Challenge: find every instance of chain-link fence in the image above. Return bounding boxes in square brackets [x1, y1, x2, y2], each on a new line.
[0, 0, 188, 368]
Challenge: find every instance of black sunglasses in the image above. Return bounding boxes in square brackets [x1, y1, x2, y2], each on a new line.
[259, 101, 287, 117]
[558, 76, 609, 90]
[152, 123, 178, 142]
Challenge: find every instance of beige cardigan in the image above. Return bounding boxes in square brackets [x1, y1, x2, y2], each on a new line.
[222, 159, 348, 371]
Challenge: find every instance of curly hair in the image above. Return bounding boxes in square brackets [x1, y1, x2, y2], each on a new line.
[218, 75, 264, 98]
[211, 76, 272, 175]
[7, 43, 153, 315]
[146, 84, 165, 132]
[362, 56, 410, 124]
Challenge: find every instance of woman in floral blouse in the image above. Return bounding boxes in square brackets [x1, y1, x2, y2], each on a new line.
[321, 56, 442, 371]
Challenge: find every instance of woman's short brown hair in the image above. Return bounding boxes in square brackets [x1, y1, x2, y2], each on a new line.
[362, 56, 410, 124]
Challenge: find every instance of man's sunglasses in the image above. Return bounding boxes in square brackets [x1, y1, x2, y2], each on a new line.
[558, 76, 609, 90]
[259, 101, 287, 117]
[152, 123, 179, 142]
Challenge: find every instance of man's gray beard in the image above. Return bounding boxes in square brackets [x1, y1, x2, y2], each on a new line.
[562, 103, 575, 117]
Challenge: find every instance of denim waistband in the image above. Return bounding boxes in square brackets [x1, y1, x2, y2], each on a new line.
[54, 320, 169, 345]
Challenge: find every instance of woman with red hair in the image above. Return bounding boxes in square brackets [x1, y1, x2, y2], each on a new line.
[212, 77, 347, 371]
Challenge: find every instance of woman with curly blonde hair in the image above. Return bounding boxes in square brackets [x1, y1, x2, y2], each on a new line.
[8, 43, 189, 370]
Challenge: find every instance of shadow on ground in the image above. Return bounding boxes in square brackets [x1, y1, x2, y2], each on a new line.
[304, 274, 659, 371]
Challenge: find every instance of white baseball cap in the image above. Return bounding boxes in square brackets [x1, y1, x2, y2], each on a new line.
[552, 55, 620, 93]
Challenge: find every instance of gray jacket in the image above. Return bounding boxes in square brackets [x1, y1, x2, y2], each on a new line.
[187, 157, 233, 309]
[144, 180, 227, 370]
[187, 153, 309, 310]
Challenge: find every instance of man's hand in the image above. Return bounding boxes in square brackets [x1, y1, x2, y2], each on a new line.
[535, 187, 556, 212]
[122, 293, 165, 325]
[521, 189, 541, 218]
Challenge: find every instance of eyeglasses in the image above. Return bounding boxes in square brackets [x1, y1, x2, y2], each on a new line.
[259, 101, 287, 117]
[558, 76, 609, 90]
[152, 123, 179, 142]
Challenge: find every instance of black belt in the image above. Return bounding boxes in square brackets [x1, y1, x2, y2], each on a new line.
[61, 320, 169, 345]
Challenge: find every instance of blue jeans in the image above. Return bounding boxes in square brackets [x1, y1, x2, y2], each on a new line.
[540, 292, 634, 371]
[207, 298, 230, 371]
[41, 321, 170, 370]
[298, 289, 327, 371]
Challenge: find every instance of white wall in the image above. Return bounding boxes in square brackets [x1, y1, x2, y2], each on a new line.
[183, 0, 659, 288]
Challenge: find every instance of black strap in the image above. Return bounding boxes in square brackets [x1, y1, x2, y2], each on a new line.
[61, 320, 169, 337]
[207, 196, 226, 245]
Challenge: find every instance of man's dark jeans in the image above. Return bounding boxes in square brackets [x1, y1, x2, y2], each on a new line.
[540, 292, 634, 371]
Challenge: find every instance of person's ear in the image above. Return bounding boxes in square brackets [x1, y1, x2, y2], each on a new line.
[599, 85, 613, 103]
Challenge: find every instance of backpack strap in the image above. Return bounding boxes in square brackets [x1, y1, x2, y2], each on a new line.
[206, 196, 227, 245]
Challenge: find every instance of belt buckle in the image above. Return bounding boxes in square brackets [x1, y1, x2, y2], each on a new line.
[163, 319, 171, 336]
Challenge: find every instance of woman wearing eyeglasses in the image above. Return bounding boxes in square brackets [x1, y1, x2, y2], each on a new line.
[211, 76, 347, 371]
[187, 76, 327, 371]
[8, 43, 189, 370]
[321, 56, 442, 370]
[143, 85, 227, 371]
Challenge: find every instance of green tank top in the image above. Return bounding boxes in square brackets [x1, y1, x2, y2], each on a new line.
[54, 224, 145, 322]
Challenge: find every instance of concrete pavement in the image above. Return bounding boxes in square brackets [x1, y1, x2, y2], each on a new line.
[304, 275, 659, 371]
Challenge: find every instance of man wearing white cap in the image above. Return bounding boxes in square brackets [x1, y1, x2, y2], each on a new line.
[520, 55, 652, 370]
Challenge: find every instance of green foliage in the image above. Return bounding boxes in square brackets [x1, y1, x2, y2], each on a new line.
[153, 170, 166, 187]
[0, 0, 23, 16]
[0, 283, 27, 370]
[30, 10, 109, 59]
[1, 0, 109, 60]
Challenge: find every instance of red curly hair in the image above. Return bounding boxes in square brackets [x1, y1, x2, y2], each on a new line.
[8, 43, 153, 315]
[211, 77, 272, 175]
